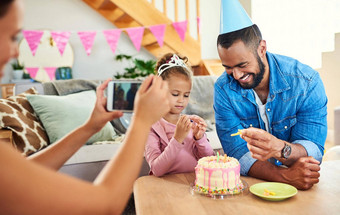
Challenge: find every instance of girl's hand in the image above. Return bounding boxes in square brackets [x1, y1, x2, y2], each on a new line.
[86, 79, 124, 133]
[133, 75, 170, 127]
[174, 115, 192, 144]
[190, 115, 207, 140]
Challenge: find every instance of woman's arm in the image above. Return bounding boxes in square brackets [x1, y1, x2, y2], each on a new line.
[0, 75, 170, 215]
[27, 79, 123, 170]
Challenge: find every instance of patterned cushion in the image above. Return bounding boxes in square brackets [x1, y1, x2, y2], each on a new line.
[0, 88, 49, 156]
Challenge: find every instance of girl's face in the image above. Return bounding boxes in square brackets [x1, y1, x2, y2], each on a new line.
[0, 0, 24, 79]
[166, 73, 192, 115]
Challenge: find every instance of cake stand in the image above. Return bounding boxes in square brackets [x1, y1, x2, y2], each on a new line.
[190, 179, 249, 200]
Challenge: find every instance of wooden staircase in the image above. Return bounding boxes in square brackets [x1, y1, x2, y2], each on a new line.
[82, 0, 224, 76]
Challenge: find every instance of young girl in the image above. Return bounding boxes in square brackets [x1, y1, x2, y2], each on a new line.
[145, 53, 214, 176]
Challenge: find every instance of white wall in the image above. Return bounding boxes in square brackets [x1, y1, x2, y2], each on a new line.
[3, 0, 339, 83]
[2, 0, 222, 83]
[252, 0, 340, 69]
[200, 0, 220, 60]
[2, 0, 155, 83]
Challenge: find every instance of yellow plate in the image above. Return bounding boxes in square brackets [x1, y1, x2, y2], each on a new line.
[250, 182, 297, 201]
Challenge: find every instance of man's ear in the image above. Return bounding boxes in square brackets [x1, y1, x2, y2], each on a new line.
[257, 40, 267, 58]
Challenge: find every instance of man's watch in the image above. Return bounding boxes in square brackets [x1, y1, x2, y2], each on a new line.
[281, 142, 292, 159]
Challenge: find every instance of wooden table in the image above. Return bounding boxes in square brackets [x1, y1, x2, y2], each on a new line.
[133, 160, 340, 215]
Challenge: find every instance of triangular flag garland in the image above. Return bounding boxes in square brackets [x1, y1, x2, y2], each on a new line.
[22, 30, 44, 56]
[149, 24, 166, 47]
[126, 27, 145, 51]
[25, 67, 39, 79]
[23, 20, 199, 56]
[44, 67, 57, 81]
[78, 31, 97, 56]
[172, 21, 188, 42]
[103, 29, 122, 54]
[51, 31, 71, 56]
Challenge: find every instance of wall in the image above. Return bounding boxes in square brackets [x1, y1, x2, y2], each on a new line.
[317, 33, 340, 139]
[1, 0, 155, 83]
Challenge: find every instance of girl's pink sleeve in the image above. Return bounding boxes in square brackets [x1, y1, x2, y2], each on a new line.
[144, 130, 184, 177]
[193, 133, 215, 159]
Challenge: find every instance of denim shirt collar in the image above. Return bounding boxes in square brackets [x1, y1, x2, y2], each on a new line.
[228, 52, 290, 101]
[267, 52, 290, 95]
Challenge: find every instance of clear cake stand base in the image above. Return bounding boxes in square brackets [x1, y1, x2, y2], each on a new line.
[190, 179, 249, 200]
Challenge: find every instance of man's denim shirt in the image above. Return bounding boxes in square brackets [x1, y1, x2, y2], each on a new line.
[214, 52, 328, 176]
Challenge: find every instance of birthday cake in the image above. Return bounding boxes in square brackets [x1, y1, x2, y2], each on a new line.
[194, 155, 244, 195]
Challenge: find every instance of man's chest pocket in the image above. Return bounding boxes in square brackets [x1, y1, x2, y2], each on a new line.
[240, 118, 260, 129]
[272, 117, 297, 141]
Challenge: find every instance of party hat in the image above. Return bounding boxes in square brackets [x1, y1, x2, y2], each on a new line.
[220, 0, 253, 35]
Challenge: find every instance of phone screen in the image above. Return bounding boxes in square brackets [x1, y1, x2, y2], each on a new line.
[110, 81, 142, 111]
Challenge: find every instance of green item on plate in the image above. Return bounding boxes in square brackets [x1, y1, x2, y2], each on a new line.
[249, 182, 297, 201]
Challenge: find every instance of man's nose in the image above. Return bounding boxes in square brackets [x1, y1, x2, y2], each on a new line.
[232, 68, 244, 80]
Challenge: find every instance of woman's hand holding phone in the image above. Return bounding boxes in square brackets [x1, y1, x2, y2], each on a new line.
[86, 79, 124, 133]
[133, 75, 170, 127]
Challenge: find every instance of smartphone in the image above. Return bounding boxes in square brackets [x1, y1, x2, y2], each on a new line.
[106, 80, 142, 112]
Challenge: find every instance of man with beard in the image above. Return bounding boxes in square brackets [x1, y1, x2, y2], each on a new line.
[214, 0, 327, 190]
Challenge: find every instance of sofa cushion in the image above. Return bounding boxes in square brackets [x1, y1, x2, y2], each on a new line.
[0, 87, 50, 156]
[27, 90, 117, 144]
[183, 75, 218, 131]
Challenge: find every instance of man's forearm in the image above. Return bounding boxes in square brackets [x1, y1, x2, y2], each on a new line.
[248, 157, 321, 190]
[247, 160, 289, 183]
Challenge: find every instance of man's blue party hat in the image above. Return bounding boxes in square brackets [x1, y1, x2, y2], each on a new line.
[220, 0, 253, 35]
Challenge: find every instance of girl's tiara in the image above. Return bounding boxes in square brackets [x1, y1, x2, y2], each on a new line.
[157, 54, 188, 76]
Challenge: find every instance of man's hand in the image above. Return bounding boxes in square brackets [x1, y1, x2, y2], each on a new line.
[174, 115, 191, 144]
[282, 156, 320, 190]
[241, 127, 284, 161]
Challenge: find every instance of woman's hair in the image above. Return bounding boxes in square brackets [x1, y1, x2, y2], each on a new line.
[155, 53, 193, 81]
[0, 0, 14, 18]
[217, 24, 262, 55]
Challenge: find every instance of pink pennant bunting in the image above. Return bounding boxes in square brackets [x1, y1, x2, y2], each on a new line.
[126, 27, 145, 51]
[103, 29, 122, 54]
[77, 31, 96, 56]
[22, 30, 44, 56]
[44, 67, 57, 81]
[149, 24, 166, 47]
[172, 21, 188, 42]
[25, 67, 39, 79]
[197, 17, 201, 34]
[51, 31, 71, 56]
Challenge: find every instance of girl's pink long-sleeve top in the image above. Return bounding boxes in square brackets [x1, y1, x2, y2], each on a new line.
[144, 118, 214, 177]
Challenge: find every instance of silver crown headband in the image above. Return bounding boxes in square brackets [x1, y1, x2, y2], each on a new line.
[157, 54, 189, 76]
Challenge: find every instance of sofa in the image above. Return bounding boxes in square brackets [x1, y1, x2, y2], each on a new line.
[0, 76, 221, 181]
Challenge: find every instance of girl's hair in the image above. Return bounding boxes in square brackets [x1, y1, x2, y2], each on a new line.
[155, 53, 193, 81]
[0, 0, 14, 18]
